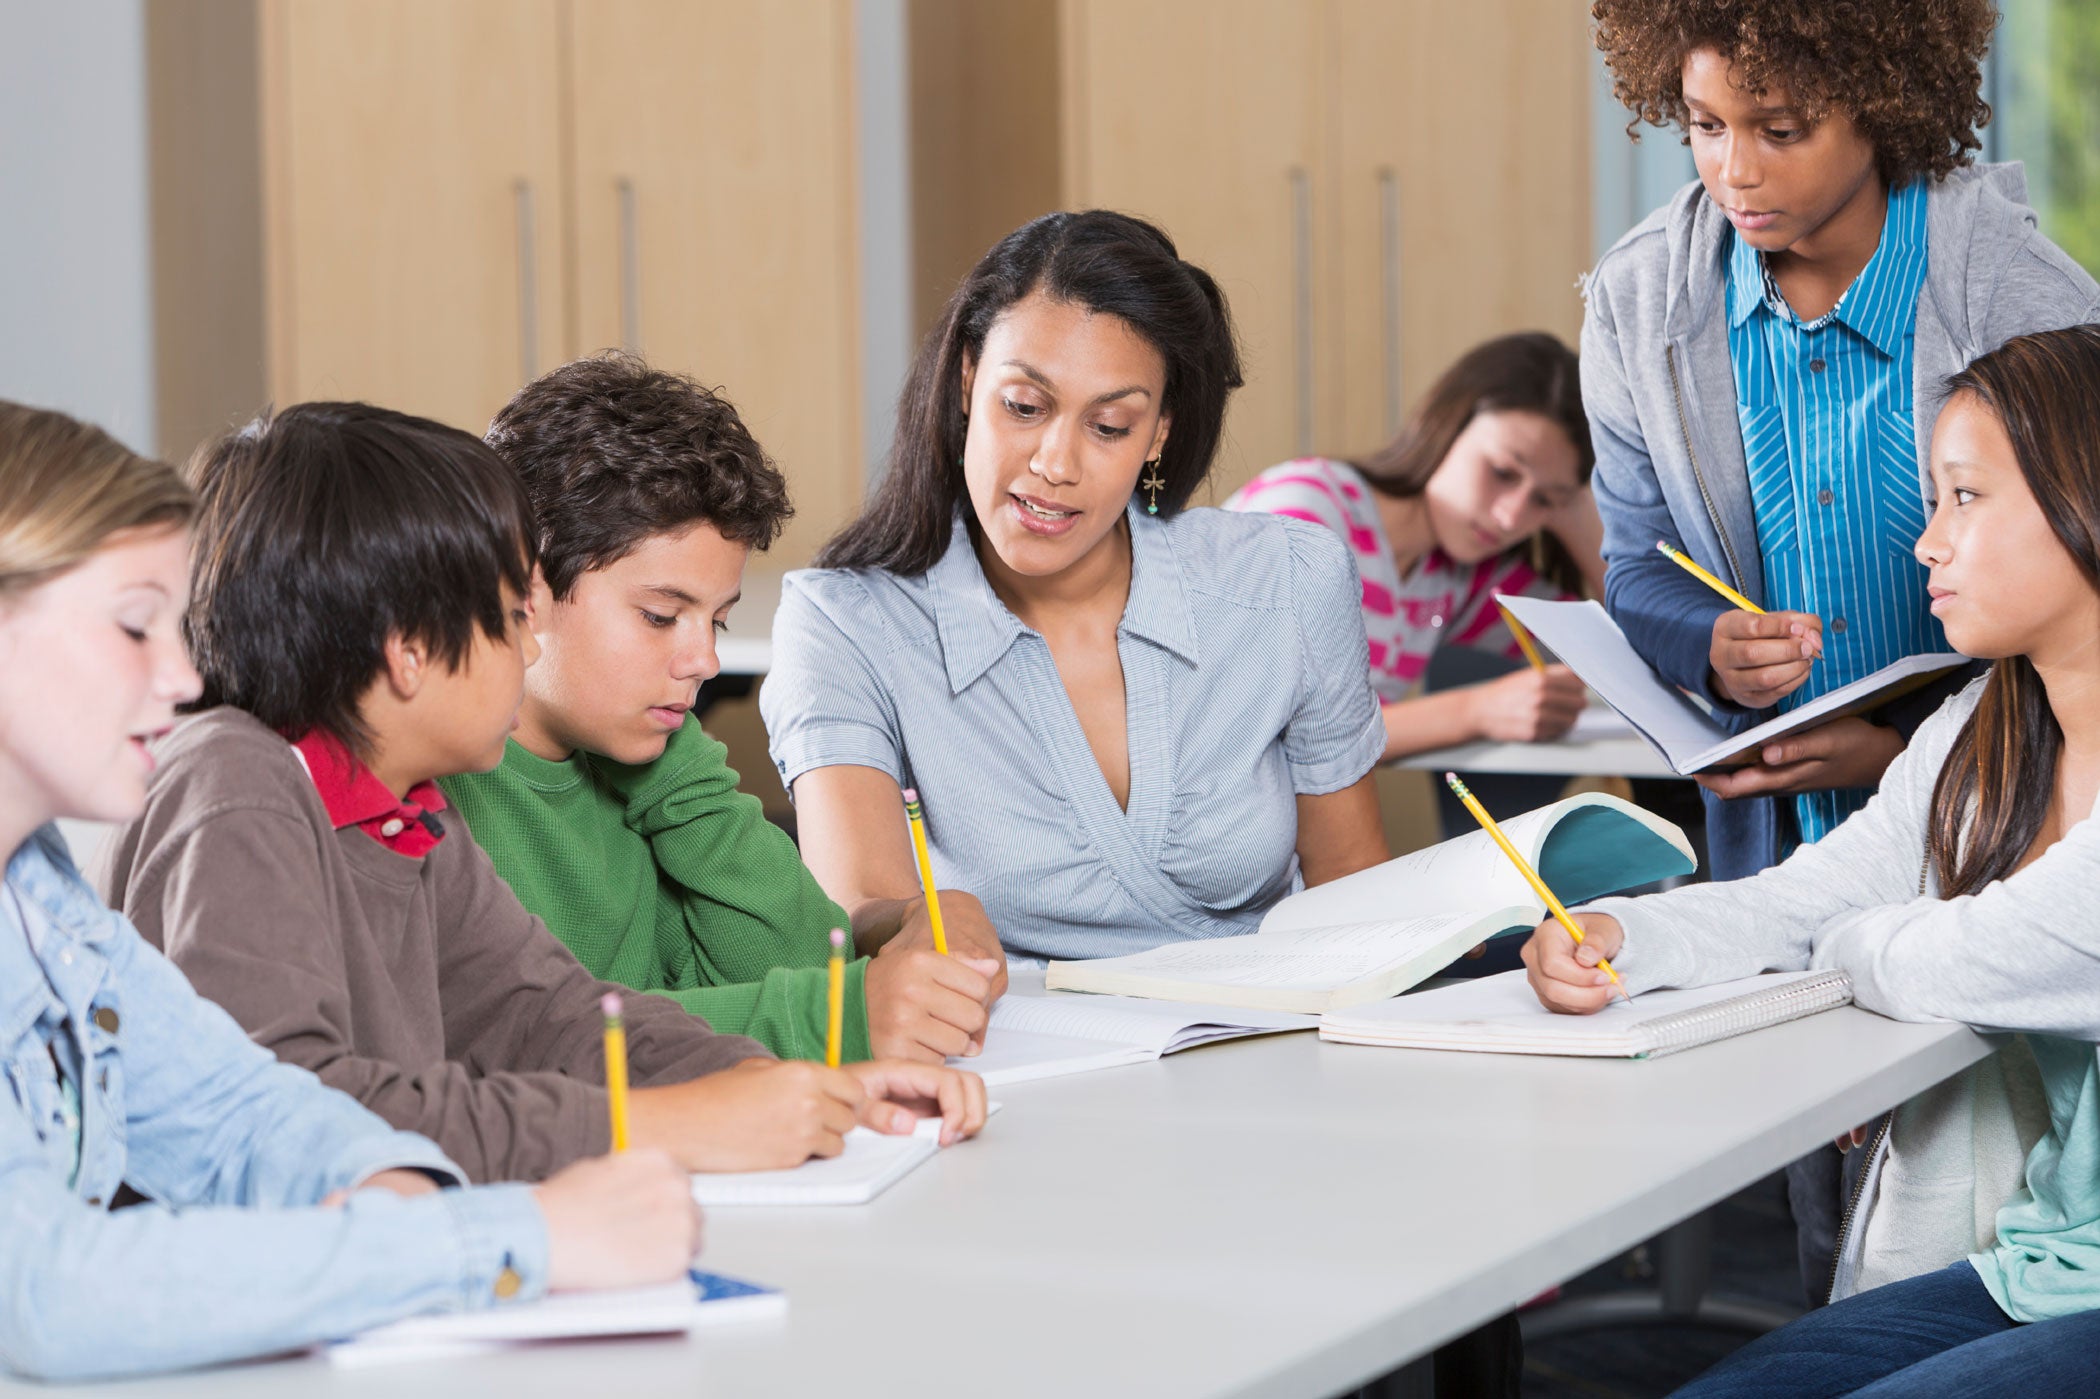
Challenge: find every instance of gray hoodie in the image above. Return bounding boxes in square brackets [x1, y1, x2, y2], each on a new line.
[1581, 164, 2100, 880]
[1586, 676, 2062, 1301]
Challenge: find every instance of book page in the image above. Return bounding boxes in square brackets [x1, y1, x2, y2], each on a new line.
[988, 971, 1313, 1052]
[1496, 596, 1726, 770]
[1260, 803, 1579, 936]
[1057, 914, 1491, 993]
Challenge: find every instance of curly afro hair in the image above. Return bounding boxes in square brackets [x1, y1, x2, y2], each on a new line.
[1592, 0, 1997, 187]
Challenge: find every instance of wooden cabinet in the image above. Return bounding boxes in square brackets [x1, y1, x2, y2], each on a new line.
[1059, 0, 1323, 499]
[919, 0, 1594, 502]
[567, 1, 862, 565]
[257, 0, 568, 433]
[153, 0, 865, 565]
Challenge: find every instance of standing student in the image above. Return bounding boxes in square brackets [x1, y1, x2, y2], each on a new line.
[0, 401, 701, 1382]
[96, 402, 984, 1186]
[1226, 332, 1603, 761]
[1526, 326, 2100, 1396]
[445, 353, 1004, 1066]
[1582, 0, 2100, 1299]
[762, 211, 1391, 965]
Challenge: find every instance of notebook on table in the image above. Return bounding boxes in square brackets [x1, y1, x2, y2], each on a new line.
[1318, 968, 1853, 1059]
[325, 1270, 782, 1366]
[948, 970, 1315, 1086]
[1497, 594, 1968, 774]
[689, 1102, 1000, 1206]
[1039, 792, 1694, 1014]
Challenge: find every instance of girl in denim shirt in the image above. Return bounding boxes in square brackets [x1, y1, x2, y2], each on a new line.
[0, 402, 700, 1381]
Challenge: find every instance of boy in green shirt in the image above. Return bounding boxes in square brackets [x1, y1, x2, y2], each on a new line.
[445, 354, 1005, 1064]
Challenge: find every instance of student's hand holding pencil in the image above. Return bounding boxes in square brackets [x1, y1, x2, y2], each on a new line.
[1708, 609, 1824, 709]
[894, 887, 1010, 1000]
[865, 941, 1000, 1062]
[533, 1148, 704, 1291]
[1520, 911, 1628, 1015]
[1467, 665, 1587, 742]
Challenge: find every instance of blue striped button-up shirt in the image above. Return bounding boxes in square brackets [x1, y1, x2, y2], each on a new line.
[1728, 177, 1946, 845]
[761, 505, 1385, 962]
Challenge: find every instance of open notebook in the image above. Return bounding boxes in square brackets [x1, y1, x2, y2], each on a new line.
[1498, 595, 1967, 774]
[1042, 793, 1694, 1013]
[948, 970, 1314, 1085]
[1319, 969, 1853, 1058]
[325, 1270, 782, 1366]
[689, 1103, 1000, 1206]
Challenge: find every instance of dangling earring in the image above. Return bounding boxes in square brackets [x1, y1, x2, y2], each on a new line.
[1139, 459, 1167, 515]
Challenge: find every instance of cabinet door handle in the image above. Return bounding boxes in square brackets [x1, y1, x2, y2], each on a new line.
[617, 178, 641, 352]
[513, 179, 539, 383]
[1289, 165, 1313, 455]
[1379, 167, 1402, 436]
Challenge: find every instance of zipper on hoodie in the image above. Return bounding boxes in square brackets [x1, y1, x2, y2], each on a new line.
[1665, 345, 1751, 598]
[1825, 1111, 1894, 1305]
[1824, 859, 1928, 1306]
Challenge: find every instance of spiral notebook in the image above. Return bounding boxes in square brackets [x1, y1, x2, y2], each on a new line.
[1317, 969, 1852, 1059]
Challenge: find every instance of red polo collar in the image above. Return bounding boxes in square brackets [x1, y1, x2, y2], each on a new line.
[288, 730, 449, 858]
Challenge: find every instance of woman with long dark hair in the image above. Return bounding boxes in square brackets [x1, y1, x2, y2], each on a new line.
[1525, 325, 2100, 1393]
[760, 211, 1391, 965]
[1226, 332, 1604, 760]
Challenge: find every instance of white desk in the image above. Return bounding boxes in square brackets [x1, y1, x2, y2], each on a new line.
[1396, 708, 1679, 781]
[12, 1010, 1987, 1398]
[718, 569, 783, 677]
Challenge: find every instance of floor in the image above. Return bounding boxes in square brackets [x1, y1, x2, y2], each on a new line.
[1522, 1172, 1801, 1398]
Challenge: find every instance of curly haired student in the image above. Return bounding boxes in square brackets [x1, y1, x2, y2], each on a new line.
[1581, 0, 2100, 1301]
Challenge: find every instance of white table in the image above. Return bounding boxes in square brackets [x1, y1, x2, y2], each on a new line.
[717, 569, 784, 677]
[14, 1010, 1989, 1398]
[1396, 708, 1679, 781]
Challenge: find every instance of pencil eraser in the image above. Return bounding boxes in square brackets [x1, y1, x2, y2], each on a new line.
[901, 787, 918, 802]
[830, 927, 847, 950]
[600, 992, 622, 1016]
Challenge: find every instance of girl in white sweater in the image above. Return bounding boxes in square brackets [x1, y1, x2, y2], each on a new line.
[1528, 326, 2100, 1396]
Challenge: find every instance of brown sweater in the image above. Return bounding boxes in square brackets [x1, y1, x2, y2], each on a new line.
[95, 707, 769, 1183]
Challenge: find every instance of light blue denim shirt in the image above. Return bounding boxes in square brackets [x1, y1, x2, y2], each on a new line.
[763, 505, 1384, 961]
[0, 825, 550, 1382]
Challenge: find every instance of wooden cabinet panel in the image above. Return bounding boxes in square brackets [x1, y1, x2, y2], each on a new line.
[567, 0, 863, 567]
[261, 0, 566, 434]
[1326, 0, 1592, 456]
[1059, 0, 1322, 502]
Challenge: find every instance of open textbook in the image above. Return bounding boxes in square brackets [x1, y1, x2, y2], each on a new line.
[325, 1270, 782, 1366]
[948, 969, 1314, 1085]
[1318, 968, 1853, 1059]
[1042, 792, 1695, 1013]
[1498, 595, 1967, 774]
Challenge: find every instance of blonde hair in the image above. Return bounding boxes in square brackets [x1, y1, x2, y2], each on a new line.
[0, 401, 193, 598]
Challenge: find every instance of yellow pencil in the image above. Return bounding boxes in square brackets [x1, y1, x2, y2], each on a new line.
[900, 787, 950, 956]
[1497, 601, 1547, 672]
[600, 992, 631, 1151]
[1657, 540, 1762, 615]
[825, 927, 846, 1068]
[1444, 773, 1631, 1004]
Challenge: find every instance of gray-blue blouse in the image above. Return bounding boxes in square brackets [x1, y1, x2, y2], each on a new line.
[761, 504, 1384, 961]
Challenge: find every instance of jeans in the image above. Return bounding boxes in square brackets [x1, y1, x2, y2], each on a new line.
[1674, 1261, 2100, 1397]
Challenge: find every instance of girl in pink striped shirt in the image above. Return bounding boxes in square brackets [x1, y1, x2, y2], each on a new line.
[1226, 333, 1606, 761]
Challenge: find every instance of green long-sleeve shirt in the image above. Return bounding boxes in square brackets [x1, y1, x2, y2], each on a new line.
[440, 716, 870, 1062]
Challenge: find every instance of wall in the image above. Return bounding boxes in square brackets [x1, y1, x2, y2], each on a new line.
[0, 0, 156, 452]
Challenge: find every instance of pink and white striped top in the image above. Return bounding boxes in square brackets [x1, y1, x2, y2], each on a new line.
[1224, 458, 1565, 704]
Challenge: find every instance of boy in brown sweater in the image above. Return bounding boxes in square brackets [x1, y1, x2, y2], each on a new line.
[96, 402, 984, 1183]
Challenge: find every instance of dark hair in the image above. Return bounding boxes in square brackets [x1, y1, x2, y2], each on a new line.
[485, 351, 792, 601]
[1592, 0, 1995, 187]
[817, 209, 1242, 574]
[185, 401, 537, 754]
[1928, 326, 2100, 898]
[1353, 332, 1594, 594]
